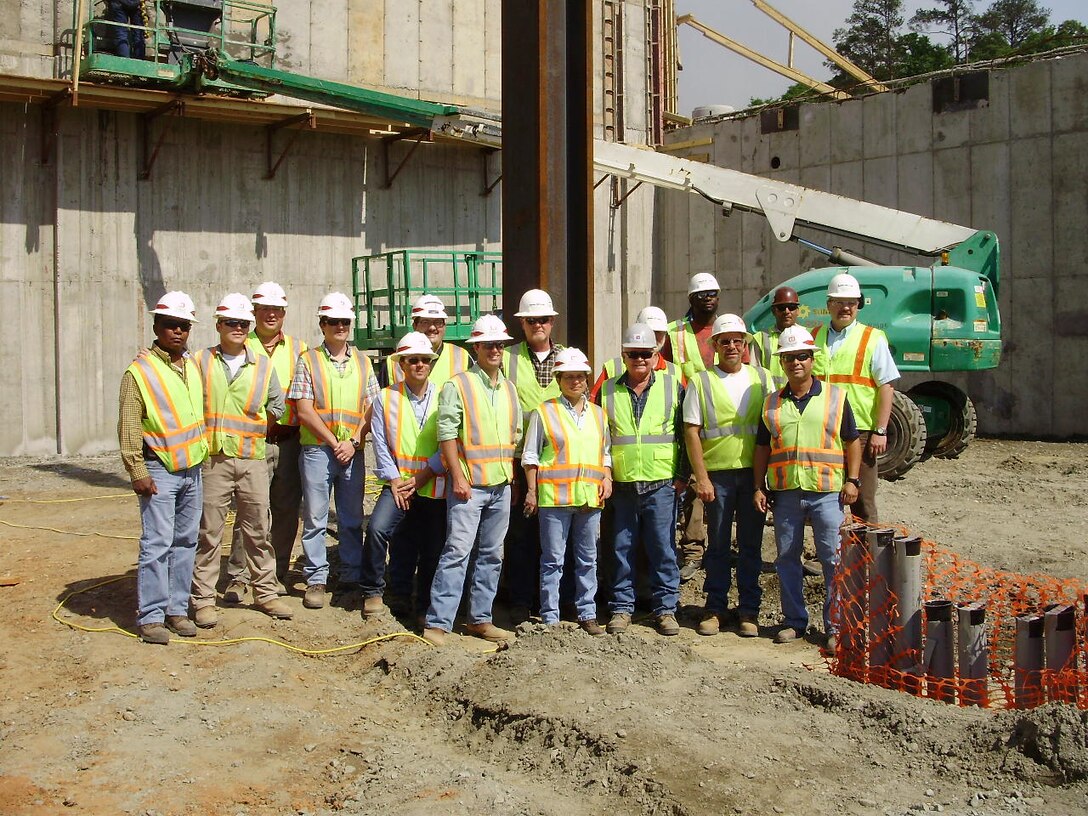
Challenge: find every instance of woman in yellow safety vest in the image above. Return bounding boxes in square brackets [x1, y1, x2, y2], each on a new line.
[523, 348, 612, 635]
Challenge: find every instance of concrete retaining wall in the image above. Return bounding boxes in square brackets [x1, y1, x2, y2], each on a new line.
[657, 50, 1088, 438]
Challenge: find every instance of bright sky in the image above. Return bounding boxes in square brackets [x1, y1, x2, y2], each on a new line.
[676, 0, 1088, 113]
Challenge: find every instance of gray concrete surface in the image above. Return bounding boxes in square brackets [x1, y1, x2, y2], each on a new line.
[657, 50, 1088, 438]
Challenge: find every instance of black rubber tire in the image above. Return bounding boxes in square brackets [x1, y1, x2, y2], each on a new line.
[877, 390, 927, 481]
[908, 380, 977, 460]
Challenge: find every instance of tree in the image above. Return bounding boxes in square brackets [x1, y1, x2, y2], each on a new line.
[1018, 19, 1088, 53]
[748, 82, 819, 108]
[909, 0, 976, 63]
[831, 0, 906, 82]
[897, 33, 956, 75]
[973, 0, 1050, 49]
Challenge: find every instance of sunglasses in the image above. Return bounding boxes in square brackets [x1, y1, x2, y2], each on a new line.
[781, 352, 814, 363]
[692, 290, 719, 299]
[523, 317, 552, 326]
[624, 350, 654, 360]
[773, 303, 800, 312]
[403, 356, 432, 366]
[322, 318, 351, 327]
[220, 319, 250, 330]
[478, 341, 505, 350]
[830, 299, 858, 308]
[716, 337, 746, 347]
[160, 319, 192, 332]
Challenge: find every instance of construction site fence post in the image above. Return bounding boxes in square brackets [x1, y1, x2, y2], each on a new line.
[867, 527, 896, 687]
[957, 601, 988, 707]
[1044, 604, 1078, 704]
[924, 599, 956, 703]
[1014, 614, 1044, 709]
[893, 534, 923, 695]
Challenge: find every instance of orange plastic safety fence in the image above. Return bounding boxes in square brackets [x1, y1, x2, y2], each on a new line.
[829, 521, 1087, 710]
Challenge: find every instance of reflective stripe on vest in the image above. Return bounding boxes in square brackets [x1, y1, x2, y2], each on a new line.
[504, 343, 562, 420]
[196, 348, 273, 460]
[449, 370, 519, 486]
[667, 317, 710, 381]
[603, 355, 679, 382]
[812, 322, 880, 429]
[247, 333, 306, 426]
[753, 330, 786, 385]
[763, 384, 847, 492]
[299, 347, 372, 446]
[601, 372, 679, 483]
[127, 355, 208, 472]
[535, 399, 608, 508]
[380, 383, 446, 499]
[693, 365, 771, 471]
[387, 342, 471, 391]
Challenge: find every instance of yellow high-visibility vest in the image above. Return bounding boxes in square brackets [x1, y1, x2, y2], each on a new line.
[386, 341, 471, 390]
[445, 369, 520, 486]
[298, 347, 373, 446]
[195, 348, 273, 460]
[690, 364, 772, 471]
[600, 372, 680, 483]
[247, 332, 306, 426]
[751, 329, 786, 386]
[762, 383, 847, 493]
[534, 398, 608, 508]
[811, 322, 882, 430]
[126, 354, 208, 471]
[378, 383, 446, 499]
[504, 342, 561, 420]
[667, 317, 713, 380]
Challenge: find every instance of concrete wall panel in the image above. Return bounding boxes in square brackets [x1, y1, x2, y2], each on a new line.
[829, 98, 863, 163]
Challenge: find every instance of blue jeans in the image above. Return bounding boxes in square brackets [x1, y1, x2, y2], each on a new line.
[299, 445, 365, 587]
[609, 483, 680, 616]
[772, 489, 844, 634]
[703, 468, 765, 616]
[106, 0, 145, 59]
[426, 484, 510, 631]
[136, 460, 202, 626]
[385, 495, 447, 615]
[538, 507, 601, 624]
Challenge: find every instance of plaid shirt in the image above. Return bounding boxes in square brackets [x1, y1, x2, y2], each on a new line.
[288, 343, 381, 403]
[525, 342, 564, 388]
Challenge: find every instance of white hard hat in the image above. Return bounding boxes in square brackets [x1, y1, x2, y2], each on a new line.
[776, 325, 819, 356]
[411, 294, 449, 321]
[710, 313, 753, 342]
[468, 314, 513, 344]
[317, 292, 355, 321]
[251, 281, 288, 308]
[688, 272, 721, 295]
[636, 305, 669, 333]
[514, 288, 559, 318]
[214, 292, 255, 323]
[391, 331, 439, 359]
[150, 291, 199, 323]
[553, 347, 592, 373]
[827, 272, 863, 303]
[621, 323, 657, 350]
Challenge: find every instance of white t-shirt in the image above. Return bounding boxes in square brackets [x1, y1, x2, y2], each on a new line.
[221, 351, 247, 380]
[683, 367, 756, 426]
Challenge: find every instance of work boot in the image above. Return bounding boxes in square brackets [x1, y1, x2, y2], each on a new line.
[606, 612, 631, 634]
[802, 560, 822, 578]
[362, 595, 388, 619]
[578, 619, 606, 637]
[193, 606, 218, 629]
[138, 623, 170, 645]
[824, 633, 838, 654]
[696, 610, 721, 636]
[223, 581, 247, 605]
[508, 605, 531, 627]
[737, 614, 759, 638]
[679, 560, 702, 583]
[273, 578, 289, 596]
[165, 615, 197, 637]
[253, 598, 293, 619]
[774, 626, 804, 644]
[385, 593, 412, 616]
[656, 614, 680, 636]
[464, 622, 515, 643]
[422, 628, 448, 647]
[303, 584, 326, 609]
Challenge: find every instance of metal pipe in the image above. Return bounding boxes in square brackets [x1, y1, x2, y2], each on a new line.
[1013, 614, 1044, 709]
[52, 108, 63, 455]
[838, 523, 869, 681]
[866, 528, 896, 686]
[794, 237, 879, 267]
[1044, 603, 1077, 704]
[892, 535, 923, 695]
[957, 602, 988, 707]
[924, 599, 956, 703]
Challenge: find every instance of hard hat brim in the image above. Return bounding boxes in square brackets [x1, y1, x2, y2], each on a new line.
[513, 309, 559, 318]
[151, 307, 198, 323]
[252, 296, 289, 308]
[470, 333, 514, 344]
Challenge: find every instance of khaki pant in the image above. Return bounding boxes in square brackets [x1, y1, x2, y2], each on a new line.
[226, 433, 303, 583]
[191, 454, 280, 608]
[849, 431, 880, 524]
[678, 483, 707, 563]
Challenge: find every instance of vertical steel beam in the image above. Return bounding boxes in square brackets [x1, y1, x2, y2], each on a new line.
[501, 1, 593, 352]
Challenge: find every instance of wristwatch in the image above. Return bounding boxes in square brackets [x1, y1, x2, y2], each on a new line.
[846, 477, 861, 488]
[872, 427, 887, 436]
[350, 438, 361, 449]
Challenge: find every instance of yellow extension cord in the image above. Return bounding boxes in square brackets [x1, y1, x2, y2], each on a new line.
[5, 489, 445, 654]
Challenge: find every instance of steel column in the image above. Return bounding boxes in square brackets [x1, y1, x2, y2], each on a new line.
[501, 0, 593, 352]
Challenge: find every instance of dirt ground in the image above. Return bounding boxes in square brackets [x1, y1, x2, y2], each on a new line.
[2, 438, 1088, 816]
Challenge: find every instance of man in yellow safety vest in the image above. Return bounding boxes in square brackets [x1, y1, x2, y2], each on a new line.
[685, 314, 773, 638]
[189, 293, 293, 628]
[753, 325, 862, 650]
[220, 281, 307, 603]
[384, 293, 471, 390]
[288, 291, 379, 611]
[118, 291, 208, 644]
[424, 315, 523, 646]
[750, 286, 801, 387]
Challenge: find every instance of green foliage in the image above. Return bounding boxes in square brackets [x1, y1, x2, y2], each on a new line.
[832, 0, 906, 81]
[909, 0, 976, 62]
[973, 0, 1049, 48]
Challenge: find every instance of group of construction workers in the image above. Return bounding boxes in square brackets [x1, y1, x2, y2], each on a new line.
[120, 269, 898, 652]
